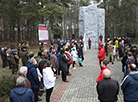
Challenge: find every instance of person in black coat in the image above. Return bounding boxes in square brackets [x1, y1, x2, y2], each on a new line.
[131, 46, 138, 59]
[60, 49, 69, 82]
[1, 47, 7, 68]
[38, 55, 49, 74]
[78, 43, 84, 66]
[97, 69, 119, 102]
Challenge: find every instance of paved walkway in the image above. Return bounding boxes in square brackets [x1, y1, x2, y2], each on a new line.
[40, 49, 124, 102]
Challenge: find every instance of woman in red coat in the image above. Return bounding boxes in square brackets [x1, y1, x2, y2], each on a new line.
[98, 44, 105, 69]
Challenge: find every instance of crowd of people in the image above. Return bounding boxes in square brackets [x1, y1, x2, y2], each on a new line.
[1, 35, 138, 102]
[96, 36, 138, 102]
[0, 38, 85, 102]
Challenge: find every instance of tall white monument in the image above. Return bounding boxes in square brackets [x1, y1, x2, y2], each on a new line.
[79, 0, 105, 48]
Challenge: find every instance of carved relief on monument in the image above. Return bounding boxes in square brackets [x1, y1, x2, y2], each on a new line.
[84, 5, 98, 47]
[79, 21, 84, 36]
[79, 7, 84, 21]
[98, 9, 105, 44]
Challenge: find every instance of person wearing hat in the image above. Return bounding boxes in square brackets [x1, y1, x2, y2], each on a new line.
[10, 49, 19, 75]
[20, 46, 29, 66]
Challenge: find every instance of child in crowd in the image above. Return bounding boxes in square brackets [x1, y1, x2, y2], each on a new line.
[71, 48, 78, 69]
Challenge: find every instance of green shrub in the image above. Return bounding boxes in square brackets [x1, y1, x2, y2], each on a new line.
[0, 75, 15, 97]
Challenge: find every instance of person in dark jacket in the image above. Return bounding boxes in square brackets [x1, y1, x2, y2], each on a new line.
[26, 58, 40, 102]
[10, 77, 34, 102]
[20, 46, 28, 66]
[10, 49, 19, 75]
[78, 43, 84, 66]
[60, 49, 69, 82]
[1, 47, 7, 68]
[97, 69, 119, 102]
[38, 55, 49, 74]
[121, 64, 138, 102]
[132, 46, 138, 59]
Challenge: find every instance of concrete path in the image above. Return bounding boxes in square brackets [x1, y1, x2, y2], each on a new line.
[40, 49, 124, 102]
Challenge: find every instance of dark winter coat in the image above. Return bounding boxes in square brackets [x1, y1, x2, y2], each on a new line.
[26, 62, 40, 89]
[38, 59, 49, 74]
[97, 78, 119, 102]
[78, 46, 83, 57]
[133, 49, 138, 59]
[10, 87, 34, 102]
[59, 54, 69, 72]
[1, 50, 6, 60]
[121, 72, 138, 101]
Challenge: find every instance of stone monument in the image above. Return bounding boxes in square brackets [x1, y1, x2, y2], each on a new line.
[79, 0, 105, 48]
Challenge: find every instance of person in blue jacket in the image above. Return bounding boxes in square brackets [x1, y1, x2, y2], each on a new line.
[26, 58, 40, 102]
[10, 77, 34, 102]
[121, 64, 138, 102]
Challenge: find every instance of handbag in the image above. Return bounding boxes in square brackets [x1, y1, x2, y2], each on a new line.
[67, 59, 73, 65]
[78, 58, 82, 64]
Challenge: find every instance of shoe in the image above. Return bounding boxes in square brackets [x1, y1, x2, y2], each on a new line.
[63, 80, 68, 82]
[112, 62, 114, 64]
[80, 65, 83, 67]
[67, 73, 72, 76]
[73, 67, 76, 69]
[37, 98, 42, 101]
